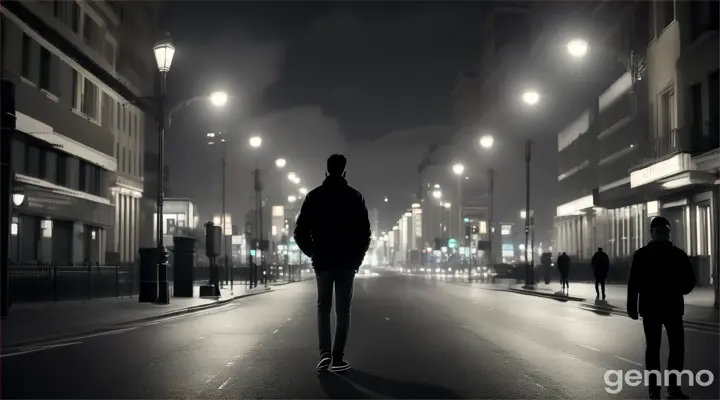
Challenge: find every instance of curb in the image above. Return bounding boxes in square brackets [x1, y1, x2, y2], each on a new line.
[2, 287, 275, 349]
[578, 303, 720, 330]
[506, 288, 585, 302]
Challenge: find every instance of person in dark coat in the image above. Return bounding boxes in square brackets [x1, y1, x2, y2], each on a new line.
[557, 252, 570, 291]
[294, 154, 371, 373]
[627, 216, 695, 400]
[591, 247, 610, 300]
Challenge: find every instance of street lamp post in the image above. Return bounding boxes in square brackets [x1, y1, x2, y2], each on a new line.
[452, 163, 465, 250]
[432, 190, 442, 242]
[479, 135, 495, 266]
[153, 35, 175, 304]
[249, 135, 262, 288]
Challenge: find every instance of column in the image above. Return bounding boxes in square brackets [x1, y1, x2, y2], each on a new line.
[99, 229, 106, 264]
[72, 223, 85, 264]
[39, 218, 53, 262]
[130, 196, 135, 263]
[114, 191, 120, 252]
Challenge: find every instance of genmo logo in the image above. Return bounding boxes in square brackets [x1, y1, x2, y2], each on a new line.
[604, 369, 715, 394]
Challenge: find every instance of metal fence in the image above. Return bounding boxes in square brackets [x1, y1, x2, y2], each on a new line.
[8, 262, 306, 305]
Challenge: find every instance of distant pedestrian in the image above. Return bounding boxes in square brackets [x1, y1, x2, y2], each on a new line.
[627, 216, 695, 400]
[294, 154, 371, 373]
[557, 252, 570, 292]
[591, 247, 610, 300]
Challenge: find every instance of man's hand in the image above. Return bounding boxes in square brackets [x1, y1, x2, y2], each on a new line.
[628, 309, 639, 320]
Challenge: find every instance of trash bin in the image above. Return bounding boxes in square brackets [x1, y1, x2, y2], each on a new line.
[138, 247, 158, 303]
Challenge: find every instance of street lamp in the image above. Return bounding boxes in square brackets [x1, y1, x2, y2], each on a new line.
[12, 193, 25, 207]
[566, 39, 588, 57]
[443, 202, 451, 209]
[209, 91, 228, 107]
[432, 190, 442, 199]
[249, 135, 262, 148]
[292, 176, 300, 185]
[479, 134, 494, 149]
[275, 158, 286, 169]
[288, 172, 296, 181]
[522, 91, 540, 106]
[153, 34, 175, 305]
[384, 196, 388, 202]
[288, 195, 297, 203]
[452, 164, 465, 175]
[299, 187, 308, 195]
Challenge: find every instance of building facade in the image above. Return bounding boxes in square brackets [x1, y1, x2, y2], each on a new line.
[2, 0, 159, 265]
[553, 0, 718, 303]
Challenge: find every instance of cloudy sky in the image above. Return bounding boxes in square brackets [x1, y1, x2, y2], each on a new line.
[162, 1, 557, 239]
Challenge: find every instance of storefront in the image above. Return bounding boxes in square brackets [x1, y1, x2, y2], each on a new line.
[11, 179, 113, 265]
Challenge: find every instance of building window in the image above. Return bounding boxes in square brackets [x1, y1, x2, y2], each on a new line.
[79, 160, 88, 192]
[116, 101, 121, 130]
[21, 34, 32, 81]
[82, 78, 99, 121]
[71, 1, 81, 34]
[39, 47, 52, 91]
[25, 144, 40, 178]
[101, 92, 113, 127]
[83, 13, 101, 52]
[660, 88, 676, 138]
[57, 153, 68, 187]
[103, 37, 115, 67]
[128, 110, 133, 137]
[122, 147, 126, 172]
[115, 142, 119, 158]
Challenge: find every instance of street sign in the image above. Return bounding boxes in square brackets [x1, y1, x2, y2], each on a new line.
[448, 238, 457, 248]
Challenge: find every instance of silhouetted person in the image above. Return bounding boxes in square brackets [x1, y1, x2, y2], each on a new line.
[294, 154, 371, 373]
[591, 247, 610, 300]
[557, 252, 570, 291]
[628, 217, 695, 400]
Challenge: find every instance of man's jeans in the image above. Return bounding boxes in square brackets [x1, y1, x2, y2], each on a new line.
[315, 269, 356, 359]
[642, 316, 685, 393]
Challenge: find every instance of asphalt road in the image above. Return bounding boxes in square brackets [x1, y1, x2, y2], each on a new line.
[2, 273, 718, 399]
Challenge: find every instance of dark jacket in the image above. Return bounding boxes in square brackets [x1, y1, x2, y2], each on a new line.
[293, 175, 371, 270]
[591, 251, 610, 278]
[557, 254, 570, 274]
[627, 241, 696, 318]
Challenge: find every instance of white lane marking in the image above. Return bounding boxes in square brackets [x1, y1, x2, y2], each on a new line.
[614, 355, 642, 366]
[206, 375, 216, 383]
[225, 361, 235, 366]
[65, 326, 138, 341]
[0, 341, 83, 358]
[287, 317, 292, 321]
[385, 317, 390, 321]
[273, 329, 279, 334]
[196, 336, 204, 340]
[579, 344, 600, 352]
[218, 377, 231, 390]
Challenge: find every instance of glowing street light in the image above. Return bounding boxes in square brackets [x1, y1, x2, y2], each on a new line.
[209, 91, 228, 107]
[384, 196, 388, 202]
[299, 187, 308, 195]
[275, 158, 287, 168]
[522, 91, 540, 106]
[249, 135, 262, 148]
[432, 190, 442, 199]
[288, 195, 297, 203]
[443, 202, 451, 209]
[153, 36, 175, 73]
[452, 163, 465, 176]
[288, 172, 297, 182]
[292, 176, 300, 185]
[12, 193, 25, 207]
[566, 39, 588, 57]
[479, 134, 494, 149]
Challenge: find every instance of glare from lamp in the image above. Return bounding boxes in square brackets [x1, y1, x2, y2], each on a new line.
[567, 39, 588, 57]
[275, 158, 287, 168]
[249, 136, 262, 148]
[288, 172, 297, 181]
[12, 193, 25, 207]
[522, 91, 540, 106]
[452, 163, 465, 176]
[299, 187, 308, 195]
[432, 190, 442, 199]
[479, 134, 494, 149]
[209, 91, 228, 107]
[444, 202, 451, 209]
[288, 195, 297, 203]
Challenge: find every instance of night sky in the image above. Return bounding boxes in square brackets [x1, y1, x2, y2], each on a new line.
[161, 2, 557, 241]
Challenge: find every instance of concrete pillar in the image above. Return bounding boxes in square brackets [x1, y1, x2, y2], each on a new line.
[72, 223, 85, 264]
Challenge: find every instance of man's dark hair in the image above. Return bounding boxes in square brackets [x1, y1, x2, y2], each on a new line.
[650, 216, 670, 230]
[598, 247, 603, 252]
[327, 154, 347, 176]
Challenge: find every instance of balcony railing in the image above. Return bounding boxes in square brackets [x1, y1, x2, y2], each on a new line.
[632, 125, 720, 170]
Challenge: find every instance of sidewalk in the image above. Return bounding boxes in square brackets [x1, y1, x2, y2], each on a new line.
[510, 282, 719, 325]
[1, 284, 273, 348]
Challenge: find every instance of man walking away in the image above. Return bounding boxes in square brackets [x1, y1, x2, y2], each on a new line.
[627, 217, 695, 399]
[591, 247, 610, 300]
[557, 252, 570, 292]
[294, 154, 371, 373]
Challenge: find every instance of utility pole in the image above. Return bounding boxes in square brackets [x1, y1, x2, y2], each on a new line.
[524, 140, 534, 288]
[487, 167, 494, 267]
[1, 80, 16, 317]
[220, 139, 229, 290]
